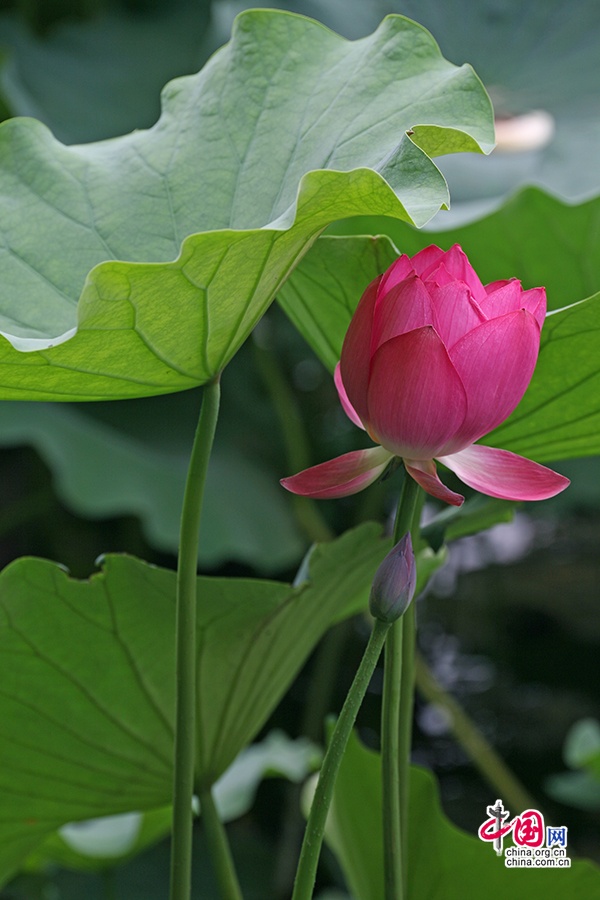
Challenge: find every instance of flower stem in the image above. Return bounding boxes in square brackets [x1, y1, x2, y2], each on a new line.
[199, 785, 243, 900]
[381, 472, 421, 900]
[398, 600, 416, 868]
[169, 378, 221, 900]
[292, 618, 391, 900]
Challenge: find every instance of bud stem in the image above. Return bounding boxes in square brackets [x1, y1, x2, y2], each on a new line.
[382, 470, 422, 900]
[292, 617, 391, 900]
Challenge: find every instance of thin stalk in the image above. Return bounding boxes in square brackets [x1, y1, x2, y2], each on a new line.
[381, 473, 420, 900]
[414, 652, 539, 814]
[381, 622, 405, 900]
[398, 601, 416, 868]
[199, 785, 243, 900]
[274, 620, 352, 896]
[169, 378, 221, 900]
[292, 619, 391, 900]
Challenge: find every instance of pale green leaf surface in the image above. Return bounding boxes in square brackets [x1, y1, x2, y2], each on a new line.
[545, 718, 600, 812]
[0, 10, 493, 399]
[0, 523, 388, 883]
[325, 731, 600, 900]
[25, 809, 172, 874]
[211, 730, 321, 823]
[545, 771, 600, 812]
[281, 192, 600, 461]
[564, 718, 600, 772]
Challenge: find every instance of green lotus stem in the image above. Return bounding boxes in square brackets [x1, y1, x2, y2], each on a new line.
[381, 472, 421, 900]
[414, 652, 539, 815]
[398, 600, 416, 870]
[169, 378, 222, 900]
[292, 617, 391, 900]
[199, 784, 243, 900]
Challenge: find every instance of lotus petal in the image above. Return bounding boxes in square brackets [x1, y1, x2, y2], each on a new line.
[404, 458, 464, 506]
[339, 277, 379, 425]
[438, 444, 570, 501]
[334, 363, 364, 430]
[280, 445, 393, 499]
[367, 326, 467, 458]
[446, 309, 540, 451]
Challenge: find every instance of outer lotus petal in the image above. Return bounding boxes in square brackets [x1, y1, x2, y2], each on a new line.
[334, 363, 365, 430]
[367, 326, 468, 458]
[404, 458, 464, 506]
[280, 446, 393, 499]
[377, 254, 416, 296]
[521, 286, 546, 328]
[428, 281, 486, 348]
[339, 276, 379, 424]
[445, 309, 540, 451]
[372, 276, 435, 350]
[438, 444, 570, 501]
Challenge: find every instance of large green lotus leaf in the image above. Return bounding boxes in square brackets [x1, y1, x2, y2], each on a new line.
[280, 193, 600, 462]
[0, 394, 304, 571]
[324, 730, 600, 900]
[0, 10, 493, 400]
[0, 523, 388, 882]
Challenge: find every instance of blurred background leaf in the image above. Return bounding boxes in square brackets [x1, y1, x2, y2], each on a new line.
[545, 719, 600, 813]
[0, 382, 305, 572]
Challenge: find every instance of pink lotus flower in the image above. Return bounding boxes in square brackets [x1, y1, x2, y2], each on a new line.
[281, 245, 569, 506]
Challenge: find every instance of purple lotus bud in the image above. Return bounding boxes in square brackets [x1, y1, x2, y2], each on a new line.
[369, 533, 417, 624]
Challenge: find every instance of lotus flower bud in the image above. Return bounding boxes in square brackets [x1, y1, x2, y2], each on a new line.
[281, 244, 569, 506]
[369, 533, 417, 624]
